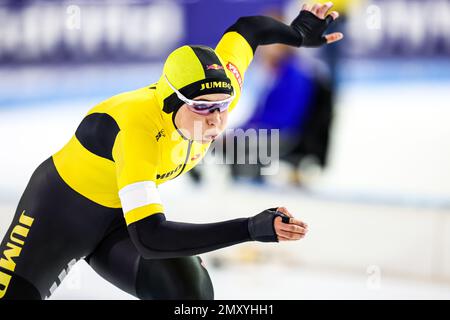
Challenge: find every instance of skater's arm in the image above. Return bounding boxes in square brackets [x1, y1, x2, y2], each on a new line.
[126, 208, 306, 259]
[117, 160, 309, 259]
[220, 2, 343, 53]
[222, 15, 302, 53]
[127, 213, 251, 259]
[214, 2, 343, 113]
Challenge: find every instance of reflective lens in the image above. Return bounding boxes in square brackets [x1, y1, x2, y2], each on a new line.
[164, 74, 235, 115]
[187, 101, 231, 115]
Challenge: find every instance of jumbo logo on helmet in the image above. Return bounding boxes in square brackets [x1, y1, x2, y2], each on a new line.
[200, 81, 231, 91]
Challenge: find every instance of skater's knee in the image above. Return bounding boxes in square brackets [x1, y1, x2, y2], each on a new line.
[136, 257, 214, 300]
[178, 275, 214, 300]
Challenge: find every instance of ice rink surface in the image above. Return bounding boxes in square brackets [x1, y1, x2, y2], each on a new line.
[47, 260, 450, 300]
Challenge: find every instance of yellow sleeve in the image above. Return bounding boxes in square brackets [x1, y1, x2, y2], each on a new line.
[112, 127, 164, 225]
[215, 31, 254, 112]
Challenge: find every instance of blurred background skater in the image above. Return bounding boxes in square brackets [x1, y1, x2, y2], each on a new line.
[221, 9, 335, 187]
[190, 5, 348, 187]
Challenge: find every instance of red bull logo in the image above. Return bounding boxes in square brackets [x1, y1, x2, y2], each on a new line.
[206, 64, 224, 70]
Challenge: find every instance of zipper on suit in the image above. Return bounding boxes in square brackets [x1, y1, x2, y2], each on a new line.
[173, 140, 193, 180]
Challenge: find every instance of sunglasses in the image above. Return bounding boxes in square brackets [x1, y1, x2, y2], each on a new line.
[164, 74, 235, 115]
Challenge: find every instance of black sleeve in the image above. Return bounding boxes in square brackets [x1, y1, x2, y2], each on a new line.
[225, 15, 303, 53]
[127, 213, 252, 259]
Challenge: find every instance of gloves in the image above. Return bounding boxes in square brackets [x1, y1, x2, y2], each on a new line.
[248, 208, 290, 242]
[291, 10, 335, 47]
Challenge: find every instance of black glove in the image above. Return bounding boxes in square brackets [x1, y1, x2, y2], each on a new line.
[291, 10, 335, 47]
[248, 208, 290, 242]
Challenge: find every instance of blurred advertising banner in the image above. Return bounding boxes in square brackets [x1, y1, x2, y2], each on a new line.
[0, 0, 285, 64]
[0, 0, 185, 62]
[344, 0, 450, 58]
[0, 0, 448, 64]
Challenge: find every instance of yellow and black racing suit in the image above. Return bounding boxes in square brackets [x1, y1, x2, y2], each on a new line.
[0, 14, 322, 300]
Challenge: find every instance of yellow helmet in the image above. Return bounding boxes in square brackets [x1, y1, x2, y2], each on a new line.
[155, 45, 234, 115]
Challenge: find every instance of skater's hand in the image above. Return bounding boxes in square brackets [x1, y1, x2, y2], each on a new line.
[248, 207, 308, 242]
[291, 2, 344, 47]
[274, 207, 308, 241]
